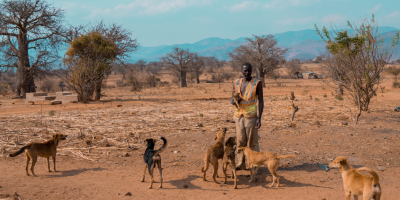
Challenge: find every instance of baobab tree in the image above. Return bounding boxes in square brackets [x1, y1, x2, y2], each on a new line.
[161, 47, 196, 87]
[0, 0, 66, 97]
[229, 35, 288, 87]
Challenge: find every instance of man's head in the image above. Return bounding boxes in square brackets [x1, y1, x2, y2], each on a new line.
[241, 63, 252, 80]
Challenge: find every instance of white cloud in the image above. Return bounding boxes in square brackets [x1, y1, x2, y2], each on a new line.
[386, 11, 400, 18]
[265, 0, 320, 9]
[371, 4, 382, 12]
[83, 0, 209, 18]
[276, 17, 313, 25]
[229, 1, 259, 11]
[321, 14, 346, 24]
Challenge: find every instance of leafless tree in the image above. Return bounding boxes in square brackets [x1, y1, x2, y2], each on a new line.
[316, 16, 400, 123]
[229, 35, 288, 87]
[285, 60, 302, 78]
[161, 47, 196, 87]
[0, 0, 67, 97]
[145, 61, 162, 87]
[207, 57, 230, 88]
[134, 60, 147, 72]
[387, 66, 400, 82]
[190, 56, 205, 84]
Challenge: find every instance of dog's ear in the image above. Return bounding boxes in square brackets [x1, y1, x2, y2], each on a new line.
[144, 139, 149, 146]
[153, 139, 157, 144]
[339, 159, 346, 165]
[52, 134, 58, 139]
[225, 140, 229, 146]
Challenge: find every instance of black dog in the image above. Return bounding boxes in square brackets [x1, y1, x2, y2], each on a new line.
[141, 137, 167, 189]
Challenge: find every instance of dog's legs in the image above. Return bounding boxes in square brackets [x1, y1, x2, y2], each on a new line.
[354, 195, 358, 200]
[148, 163, 155, 189]
[211, 157, 219, 184]
[47, 157, 51, 172]
[223, 163, 228, 184]
[52, 155, 57, 172]
[30, 156, 37, 177]
[344, 191, 351, 200]
[158, 160, 163, 189]
[141, 164, 147, 182]
[268, 161, 280, 187]
[231, 163, 238, 189]
[25, 154, 31, 176]
[249, 164, 255, 183]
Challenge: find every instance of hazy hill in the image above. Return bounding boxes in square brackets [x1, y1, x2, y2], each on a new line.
[131, 26, 400, 62]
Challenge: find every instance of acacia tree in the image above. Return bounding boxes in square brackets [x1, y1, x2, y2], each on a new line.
[285, 60, 302, 78]
[145, 61, 162, 87]
[59, 22, 138, 100]
[161, 47, 196, 87]
[229, 35, 288, 87]
[134, 60, 147, 72]
[0, 0, 66, 97]
[387, 66, 400, 82]
[315, 15, 400, 123]
[190, 55, 205, 84]
[62, 32, 116, 103]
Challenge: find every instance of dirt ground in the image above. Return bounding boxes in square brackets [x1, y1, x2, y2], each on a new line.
[1, 67, 400, 199]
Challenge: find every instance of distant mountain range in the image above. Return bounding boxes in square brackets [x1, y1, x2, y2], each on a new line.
[131, 26, 400, 62]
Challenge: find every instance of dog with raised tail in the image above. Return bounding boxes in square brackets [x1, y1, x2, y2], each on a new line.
[329, 156, 381, 200]
[141, 137, 168, 189]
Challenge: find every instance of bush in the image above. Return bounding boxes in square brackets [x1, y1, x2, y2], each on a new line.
[335, 95, 343, 101]
[116, 80, 129, 87]
[393, 82, 400, 88]
[40, 79, 54, 92]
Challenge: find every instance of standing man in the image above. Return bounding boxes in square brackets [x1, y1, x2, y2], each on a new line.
[230, 63, 264, 170]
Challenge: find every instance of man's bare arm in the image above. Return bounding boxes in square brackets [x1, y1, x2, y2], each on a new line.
[255, 82, 264, 129]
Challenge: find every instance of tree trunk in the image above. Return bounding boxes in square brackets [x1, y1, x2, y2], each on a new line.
[16, 33, 35, 98]
[180, 70, 187, 87]
[337, 81, 343, 95]
[94, 82, 101, 101]
[122, 73, 126, 80]
[196, 72, 200, 84]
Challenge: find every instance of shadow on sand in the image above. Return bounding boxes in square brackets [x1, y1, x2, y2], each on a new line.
[44, 167, 106, 178]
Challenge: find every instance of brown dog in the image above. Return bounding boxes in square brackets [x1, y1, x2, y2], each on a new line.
[238, 147, 296, 187]
[201, 127, 227, 184]
[232, 92, 242, 109]
[9, 133, 67, 176]
[329, 156, 381, 200]
[222, 136, 237, 189]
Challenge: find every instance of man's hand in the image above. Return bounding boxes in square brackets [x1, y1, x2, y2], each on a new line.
[255, 119, 261, 129]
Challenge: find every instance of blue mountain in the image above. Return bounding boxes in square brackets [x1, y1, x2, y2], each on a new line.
[131, 26, 400, 62]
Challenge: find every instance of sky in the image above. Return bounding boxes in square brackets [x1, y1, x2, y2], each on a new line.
[52, 0, 400, 47]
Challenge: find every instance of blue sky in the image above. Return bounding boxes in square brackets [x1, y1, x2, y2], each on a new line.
[52, 0, 400, 47]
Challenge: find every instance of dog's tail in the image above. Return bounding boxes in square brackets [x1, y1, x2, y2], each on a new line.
[154, 137, 167, 156]
[277, 154, 296, 159]
[201, 149, 211, 173]
[8, 145, 30, 157]
[356, 167, 380, 184]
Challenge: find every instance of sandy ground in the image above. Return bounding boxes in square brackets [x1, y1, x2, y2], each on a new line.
[1, 72, 400, 200]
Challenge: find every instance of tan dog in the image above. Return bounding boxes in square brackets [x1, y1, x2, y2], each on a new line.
[222, 136, 237, 189]
[201, 127, 227, 184]
[238, 147, 296, 187]
[232, 92, 242, 109]
[9, 133, 67, 176]
[329, 156, 381, 200]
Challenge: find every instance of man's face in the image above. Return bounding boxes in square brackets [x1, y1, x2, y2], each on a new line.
[242, 65, 252, 80]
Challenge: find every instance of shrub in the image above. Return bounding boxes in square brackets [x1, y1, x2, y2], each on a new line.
[335, 95, 343, 101]
[393, 82, 400, 88]
[40, 79, 54, 92]
[116, 80, 129, 87]
[49, 110, 56, 116]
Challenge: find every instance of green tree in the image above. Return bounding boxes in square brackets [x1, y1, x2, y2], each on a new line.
[63, 32, 116, 103]
[316, 15, 400, 124]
